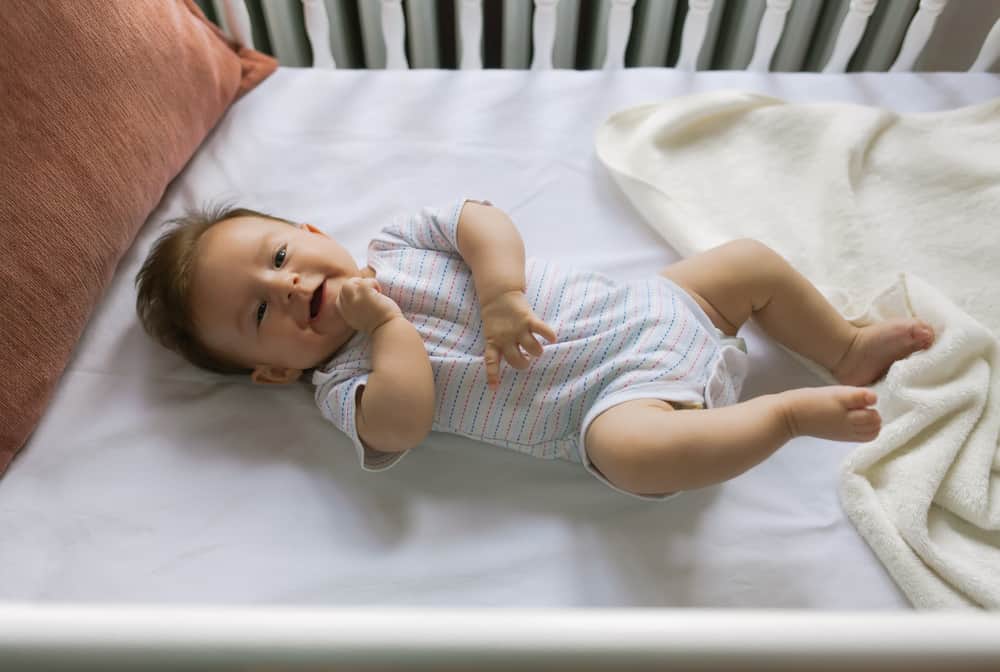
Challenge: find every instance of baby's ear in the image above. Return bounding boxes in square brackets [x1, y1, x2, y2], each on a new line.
[302, 223, 328, 237]
[251, 365, 303, 385]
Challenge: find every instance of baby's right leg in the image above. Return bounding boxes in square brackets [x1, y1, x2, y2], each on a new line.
[585, 387, 880, 496]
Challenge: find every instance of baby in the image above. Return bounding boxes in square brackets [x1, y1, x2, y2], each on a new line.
[136, 199, 935, 500]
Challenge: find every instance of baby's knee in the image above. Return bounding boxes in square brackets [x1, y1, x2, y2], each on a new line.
[584, 400, 685, 495]
[724, 238, 790, 293]
[588, 439, 688, 497]
[726, 238, 785, 269]
[586, 451, 652, 499]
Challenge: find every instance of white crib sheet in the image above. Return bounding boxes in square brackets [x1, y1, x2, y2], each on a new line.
[2, 68, 997, 609]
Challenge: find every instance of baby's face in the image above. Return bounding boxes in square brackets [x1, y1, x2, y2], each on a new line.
[190, 214, 368, 382]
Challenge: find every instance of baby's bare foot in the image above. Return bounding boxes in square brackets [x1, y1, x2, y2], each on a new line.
[832, 318, 935, 387]
[779, 386, 881, 442]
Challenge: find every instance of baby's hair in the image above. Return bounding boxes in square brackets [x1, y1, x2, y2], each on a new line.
[134, 203, 297, 374]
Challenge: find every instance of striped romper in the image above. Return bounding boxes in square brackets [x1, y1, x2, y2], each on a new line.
[312, 200, 749, 500]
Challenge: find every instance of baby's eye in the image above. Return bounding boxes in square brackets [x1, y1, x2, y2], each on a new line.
[274, 245, 287, 268]
[256, 301, 267, 326]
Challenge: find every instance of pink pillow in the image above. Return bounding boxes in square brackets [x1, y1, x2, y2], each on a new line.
[0, 0, 277, 476]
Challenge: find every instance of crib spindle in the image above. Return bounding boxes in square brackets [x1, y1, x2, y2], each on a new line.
[676, 0, 715, 71]
[531, 0, 559, 70]
[501, 0, 532, 68]
[747, 0, 793, 72]
[889, 0, 947, 72]
[219, 0, 254, 50]
[603, 0, 636, 69]
[822, 0, 878, 73]
[628, 0, 678, 67]
[381, 0, 409, 69]
[301, 0, 336, 69]
[970, 17, 1000, 72]
[459, 0, 484, 69]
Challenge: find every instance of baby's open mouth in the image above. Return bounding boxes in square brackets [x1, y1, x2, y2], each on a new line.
[309, 281, 324, 320]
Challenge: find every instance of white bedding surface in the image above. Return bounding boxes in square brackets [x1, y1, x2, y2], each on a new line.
[2, 68, 997, 609]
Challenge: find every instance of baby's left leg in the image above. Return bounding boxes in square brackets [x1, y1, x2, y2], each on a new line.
[659, 239, 934, 386]
[586, 386, 880, 496]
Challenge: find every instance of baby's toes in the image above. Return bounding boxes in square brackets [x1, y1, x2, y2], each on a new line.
[836, 386, 877, 410]
[911, 321, 935, 349]
[847, 408, 881, 441]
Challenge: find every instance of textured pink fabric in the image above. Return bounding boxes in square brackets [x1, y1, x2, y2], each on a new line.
[0, 0, 277, 475]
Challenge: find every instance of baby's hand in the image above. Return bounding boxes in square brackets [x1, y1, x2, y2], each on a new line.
[336, 277, 403, 333]
[480, 290, 557, 389]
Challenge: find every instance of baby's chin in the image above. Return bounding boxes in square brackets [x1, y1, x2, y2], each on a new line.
[307, 331, 357, 369]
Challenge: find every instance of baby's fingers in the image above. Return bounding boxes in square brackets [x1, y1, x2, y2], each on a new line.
[484, 342, 502, 389]
[532, 319, 557, 347]
[502, 342, 532, 370]
[519, 332, 544, 358]
[518, 319, 556, 359]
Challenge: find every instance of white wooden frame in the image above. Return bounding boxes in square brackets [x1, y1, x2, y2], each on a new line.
[219, 0, 998, 74]
[3, 605, 1000, 668]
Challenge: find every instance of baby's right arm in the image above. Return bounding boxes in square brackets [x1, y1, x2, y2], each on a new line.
[336, 278, 435, 455]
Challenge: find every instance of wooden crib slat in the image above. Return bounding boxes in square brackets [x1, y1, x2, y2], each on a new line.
[382, 0, 409, 69]
[970, 17, 1000, 72]
[219, 0, 254, 50]
[552, 0, 581, 69]
[603, 0, 637, 70]
[531, 0, 559, 70]
[301, 0, 335, 69]
[822, 0, 878, 73]
[503, 0, 533, 69]
[259, 0, 310, 66]
[404, 0, 440, 68]
[889, 0, 948, 72]
[748, 0, 793, 72]
[711, 0, 765, 71]
[629, 0, 679, 67]
[357, 1, 386, 69]
[580, 0, 612, 69]
[459, 0, 484, 70]
[228, 0, 990, 74]
[849, 0, 918, 72]
[768, 0, 824, 72]
[676, 0, 715, 71]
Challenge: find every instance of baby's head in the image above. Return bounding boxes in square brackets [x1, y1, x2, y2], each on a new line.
[135, 204, 364, 384]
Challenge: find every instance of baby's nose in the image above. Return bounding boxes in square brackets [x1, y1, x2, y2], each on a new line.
[283, 275, 312, 327]
[286, 274, 307, 301]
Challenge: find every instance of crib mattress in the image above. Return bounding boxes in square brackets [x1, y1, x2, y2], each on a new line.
[2, 68, 997, 609]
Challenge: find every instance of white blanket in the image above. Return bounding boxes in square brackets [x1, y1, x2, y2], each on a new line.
[595, 91, 1000, 609]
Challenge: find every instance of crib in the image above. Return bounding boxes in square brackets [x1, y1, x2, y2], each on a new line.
[2, 0, 999, 669]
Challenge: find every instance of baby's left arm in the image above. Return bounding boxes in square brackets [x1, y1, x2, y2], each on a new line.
[456, 202, 556, 388]
[456, 201, 526, 306]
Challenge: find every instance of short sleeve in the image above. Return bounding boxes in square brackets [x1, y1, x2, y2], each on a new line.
[313, 364, 409, 472]
[368, 199, 490, 256]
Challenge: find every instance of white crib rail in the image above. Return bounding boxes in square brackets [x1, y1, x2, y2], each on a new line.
[4, 605, 1000, 670]
[217, 0, 998, 74]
